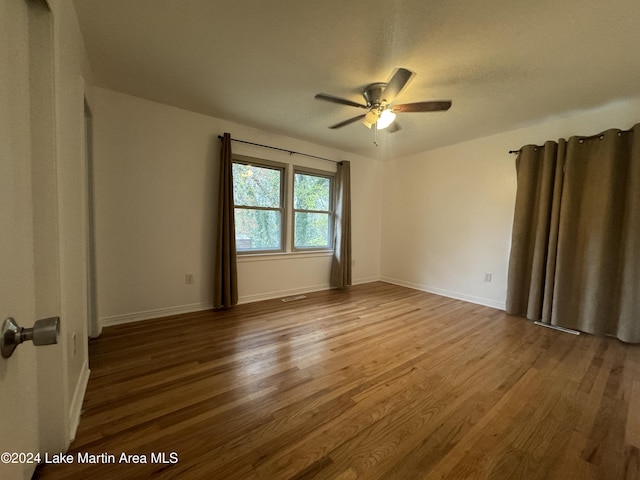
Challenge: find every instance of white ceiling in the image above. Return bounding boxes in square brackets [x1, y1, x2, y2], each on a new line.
[73, 0, 640, 159]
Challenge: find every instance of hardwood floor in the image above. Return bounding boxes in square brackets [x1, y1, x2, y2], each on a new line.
[34, 282, 640, 479]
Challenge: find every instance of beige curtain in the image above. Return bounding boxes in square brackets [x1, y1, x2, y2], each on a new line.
[507, 124, 640, 343]
[330, 161, 352, 288]
[213, 133, 238, 308]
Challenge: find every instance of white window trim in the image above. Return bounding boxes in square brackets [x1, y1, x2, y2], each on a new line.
[232, 155, 335, 257]
[236, 250, 333, 263]
[292, 166, 335, 252]
[232, 155, 288, 255]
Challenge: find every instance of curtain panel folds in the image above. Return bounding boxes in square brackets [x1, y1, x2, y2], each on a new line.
[506, 124, 640, 343]
[213, 133, 238, 309]
[330, 161, 352, 288]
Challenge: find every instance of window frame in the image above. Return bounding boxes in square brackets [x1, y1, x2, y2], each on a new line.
[232, 155, 287, 255]
[291, 166, 335, 252]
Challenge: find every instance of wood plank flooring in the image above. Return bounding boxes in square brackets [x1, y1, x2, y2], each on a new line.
[34, 282, 640, 479]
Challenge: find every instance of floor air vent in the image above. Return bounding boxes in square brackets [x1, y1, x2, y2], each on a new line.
[281, 295, 307, 303]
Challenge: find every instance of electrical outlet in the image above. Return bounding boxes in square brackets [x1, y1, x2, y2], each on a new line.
[185, 273, 194, 284]
[484, 272, 492, 282]
[351, 259, 356, 268]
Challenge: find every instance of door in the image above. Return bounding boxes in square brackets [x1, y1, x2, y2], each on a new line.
[85, 101, 100, 338]
[1, 1, 50, 478]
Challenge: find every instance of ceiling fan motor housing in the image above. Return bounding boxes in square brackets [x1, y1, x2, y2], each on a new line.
[363, 82, 387, 108]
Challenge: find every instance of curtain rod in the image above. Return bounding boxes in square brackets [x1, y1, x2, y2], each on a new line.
[508, 127, 631, 154]
[218, 135, 338, 163]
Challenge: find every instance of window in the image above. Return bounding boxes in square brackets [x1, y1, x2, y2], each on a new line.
[231, 156, 334, 254]
[293, 169, 333, 250]
[232, 159, 285, 253]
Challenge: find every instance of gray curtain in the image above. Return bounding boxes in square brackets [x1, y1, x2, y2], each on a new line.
[330, 161, 352, 288]
[506, 124, 640, 343]
[213, 133, 238, 308]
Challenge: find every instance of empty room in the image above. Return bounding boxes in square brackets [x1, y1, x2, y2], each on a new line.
[2, 0, 640, 479]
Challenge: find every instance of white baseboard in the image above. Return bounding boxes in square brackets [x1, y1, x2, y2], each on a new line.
[352, 275, 381, 285]
[68, 362, 90, 442]
[238, 283, 331, 304]
[98, 277, 503, 329]
[99, 301, 214, 327]
[99, 278, 383, 328]
[380, 276, 506, 310]
[238, 275, 383, 303]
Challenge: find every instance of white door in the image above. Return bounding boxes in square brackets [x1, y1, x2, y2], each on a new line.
[1, 1, 48, 478]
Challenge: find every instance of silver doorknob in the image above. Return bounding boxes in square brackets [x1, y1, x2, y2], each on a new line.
[1, 316, 60, 359]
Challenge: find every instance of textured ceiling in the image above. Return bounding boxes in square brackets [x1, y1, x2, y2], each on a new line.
[73, 0, 640, 159]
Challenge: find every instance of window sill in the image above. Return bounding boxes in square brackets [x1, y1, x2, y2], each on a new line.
[237, 250, 333, 263]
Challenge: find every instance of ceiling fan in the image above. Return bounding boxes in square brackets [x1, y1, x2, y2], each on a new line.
[314, 68, 451, 144]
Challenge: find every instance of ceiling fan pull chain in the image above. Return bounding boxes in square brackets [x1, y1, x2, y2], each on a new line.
[373, 122, 379, 146]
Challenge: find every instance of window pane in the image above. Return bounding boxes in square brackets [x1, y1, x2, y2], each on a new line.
[294, 212, 330, 248]
[235, 208, 281, 251]
[294, 173, 330, 211]
[233, 163, 281, 208]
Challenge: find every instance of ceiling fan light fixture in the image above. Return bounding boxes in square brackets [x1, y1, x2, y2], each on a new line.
[362, 110, 379, 129]
[376, 109, 396, 129]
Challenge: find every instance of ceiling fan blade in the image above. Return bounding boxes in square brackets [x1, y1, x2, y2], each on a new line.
[329, 114, 367, 129]
[391, 101, 452, 113]
[314, 93, 368, 109]
[381, 68, 414, 104]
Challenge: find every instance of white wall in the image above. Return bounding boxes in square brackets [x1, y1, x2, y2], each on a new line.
[381, 97, 640, 309]
[91, 87, 382, 325]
